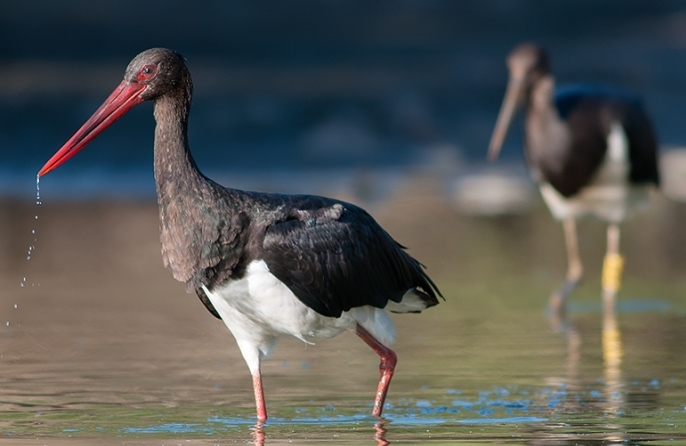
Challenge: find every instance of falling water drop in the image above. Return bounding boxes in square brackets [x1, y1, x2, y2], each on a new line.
[17, 175, 42, 289]
[9, 177, 43, 329]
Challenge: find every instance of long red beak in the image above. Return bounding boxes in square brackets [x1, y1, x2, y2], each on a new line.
[38, 80, 146, 177]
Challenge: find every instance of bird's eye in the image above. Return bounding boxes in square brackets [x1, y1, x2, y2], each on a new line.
[137, 64, 157, 81]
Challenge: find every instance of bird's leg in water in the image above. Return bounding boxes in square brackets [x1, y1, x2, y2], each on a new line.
[550, 217, 583, 316]
[355, 323, 397, 418]
[252, 371, 267, 424]
[602, 223, 624, 316]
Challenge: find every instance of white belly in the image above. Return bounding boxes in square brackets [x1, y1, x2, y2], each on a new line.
[201, 259, 396, 373]
[539, 122, 651, 223]
[539, 182, 650, 223]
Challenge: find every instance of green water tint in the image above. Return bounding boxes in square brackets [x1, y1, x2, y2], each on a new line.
[1, 196, 685, 443]
[3, 287, 686, 443]
[3, 383, 686, 443]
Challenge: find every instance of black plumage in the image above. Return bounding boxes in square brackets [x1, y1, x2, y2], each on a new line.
[39, 47, 441, 423]
[261, 198, 438, 317]
[545, 85, 659, 196]
[488, 42, 660, 315]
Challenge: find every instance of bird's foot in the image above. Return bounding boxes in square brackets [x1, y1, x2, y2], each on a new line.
[548, 291, 567, 319]
[548, 277, 579, 318]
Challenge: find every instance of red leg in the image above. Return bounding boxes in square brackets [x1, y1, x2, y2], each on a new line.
[355, 323, 398, 417]
[252, 372, 268, 424]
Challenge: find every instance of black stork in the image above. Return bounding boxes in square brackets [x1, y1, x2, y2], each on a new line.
[38, 48, 442, 423]
[488, 43, 659, 315]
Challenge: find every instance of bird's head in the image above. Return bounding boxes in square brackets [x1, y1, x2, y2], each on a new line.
[506, 43, 550, 89]
[39, 48, 190, 177]
[125, 48, 191, 102]
[488, 43, 551, 161]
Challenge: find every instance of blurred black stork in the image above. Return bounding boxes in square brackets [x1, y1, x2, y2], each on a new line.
[38, 48, 442, 423]
[488, 43, 659, 315]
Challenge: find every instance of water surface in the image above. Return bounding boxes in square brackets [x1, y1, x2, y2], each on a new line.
[1, 185, 685, 444]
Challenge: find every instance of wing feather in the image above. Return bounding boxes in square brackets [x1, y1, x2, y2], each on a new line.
[261, 201, 441, 318]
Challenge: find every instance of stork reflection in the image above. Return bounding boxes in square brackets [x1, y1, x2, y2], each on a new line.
[249, 420, 390, 445]
[550, 305, 625, 415]
[533, 308, 626, 445]
[602, 309, 624, 417]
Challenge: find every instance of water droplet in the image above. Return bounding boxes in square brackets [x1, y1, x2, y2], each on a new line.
[14, 304, 17, 309]
[5, 321, 9, 327]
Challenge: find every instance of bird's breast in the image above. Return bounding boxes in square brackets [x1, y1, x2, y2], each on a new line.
[538, 122, 649, 222]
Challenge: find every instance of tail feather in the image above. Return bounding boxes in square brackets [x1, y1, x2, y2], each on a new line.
[348, 307, 396, 346]
[386, 288, 439, 313]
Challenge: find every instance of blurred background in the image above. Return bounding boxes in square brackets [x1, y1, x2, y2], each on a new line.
[1, 0, 686, 202]
[2, 1, 686, 439]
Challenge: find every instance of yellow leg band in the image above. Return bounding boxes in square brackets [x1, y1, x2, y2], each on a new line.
[602, 253, 624, 293]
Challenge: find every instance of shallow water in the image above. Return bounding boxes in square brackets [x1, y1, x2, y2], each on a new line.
[1, 185, 685, 444]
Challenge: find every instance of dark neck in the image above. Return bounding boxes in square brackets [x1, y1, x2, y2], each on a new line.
[522, 69, 551, 109]
[152, 93, 205, 200]
[151, 90, 217, 286]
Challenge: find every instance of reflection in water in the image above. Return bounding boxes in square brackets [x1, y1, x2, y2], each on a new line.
[249, 420, 389, 445]
[2, 199, 684, 442]
[548, 305, 583, 415]
[374, 421, 390, 446]
[602, 310, 623, 417]
[601, 310, 624, 444]
[251, 423, 265, 445]
[546, 307, 627, 445]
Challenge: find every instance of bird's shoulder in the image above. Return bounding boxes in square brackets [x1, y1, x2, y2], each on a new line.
[554, 83, 644, 120]
[260, 193, 378, 248]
